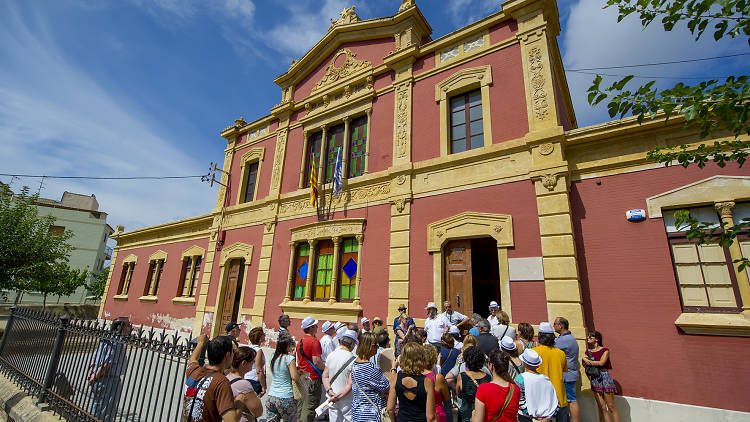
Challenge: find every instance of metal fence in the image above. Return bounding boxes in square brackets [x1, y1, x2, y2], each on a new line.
[0, 306, 196, 421]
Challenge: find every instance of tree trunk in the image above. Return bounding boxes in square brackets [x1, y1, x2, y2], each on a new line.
[43, 293, 47, 310]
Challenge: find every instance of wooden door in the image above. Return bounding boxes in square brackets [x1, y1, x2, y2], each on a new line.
[221, 259, 242, 328]
[445, 240, 473, 318]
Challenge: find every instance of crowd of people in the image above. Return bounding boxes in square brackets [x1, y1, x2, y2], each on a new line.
[174, 301, 621, 422]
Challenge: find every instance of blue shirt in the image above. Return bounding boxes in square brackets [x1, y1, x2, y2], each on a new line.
[351, 361, 390, 422]
[469, 326, 479, 337]
[268, 354, 296, 398]
[393, 316, 415, 333]
[554, 332, 579, 382]
[92, 339, 128, 377]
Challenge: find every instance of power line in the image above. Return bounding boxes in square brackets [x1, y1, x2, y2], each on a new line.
[0, 173, 206, 180]
[567, 52, 750, 72]
[567, 70, 732, 80]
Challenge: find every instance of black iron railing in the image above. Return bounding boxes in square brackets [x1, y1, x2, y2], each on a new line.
[0, 306, 196, 421]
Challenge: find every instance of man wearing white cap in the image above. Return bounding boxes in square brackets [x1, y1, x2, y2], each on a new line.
[515, 349, 558, 422]
[360, 317, 371, 335]
[297, 316, 324, 422]
[533, 322, 569, 422]
[424, 302, 449, 348]
[487, 301, 500, 327]
[320, 321, 337, 363]
[449, 325, 463, 350]
[322, 330, 358, 422]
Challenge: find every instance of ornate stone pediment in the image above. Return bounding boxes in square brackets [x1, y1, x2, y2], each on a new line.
[290, 219, 366, 243]
[312, 49, 372, 93]
[219, 242, 253, 267]
[426, 212, 513, 252]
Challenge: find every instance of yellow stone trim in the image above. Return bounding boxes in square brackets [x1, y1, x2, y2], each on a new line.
[426, 212, 513, 252]
[112, 214, 212, 248]
[172, 296, 196, 305]
[148, 250, 167, 262]
[435, 30, 490, 68]
[290, 219, 365, 243]
[100, 248, 119, 318]
[645, 175, 750, 218]
[279, 300, 362, 322]
[236, 147, 265, 205]
[181, 245, 206, 260]
[121, 253, 137, 264]
[138, 295, 158, 303]
[435, 65, 493, 157]
[675, 312, 750, 337]
[113, 294, 128, 302]
[219, 242, 254, 267]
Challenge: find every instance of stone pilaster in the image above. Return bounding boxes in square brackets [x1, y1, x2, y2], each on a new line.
[192, 215, 222, 334]
[269, 128, 289, 199]
[388, 198, 412, 326]
[98, 247, 119, 319]
[248, 222, 277, 325]
[715, 201, 750, 312]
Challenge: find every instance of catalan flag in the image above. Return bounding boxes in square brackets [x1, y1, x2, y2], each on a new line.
[309, 160, 318, 206]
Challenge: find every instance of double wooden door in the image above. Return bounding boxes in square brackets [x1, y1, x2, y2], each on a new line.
[220, 259, 245, 329]
[445, 240, 473, 319]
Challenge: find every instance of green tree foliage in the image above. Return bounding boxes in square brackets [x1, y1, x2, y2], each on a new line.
[0, 185, 88, 305]
[586, 0, 750, 271]
[88, 266, 109, 300]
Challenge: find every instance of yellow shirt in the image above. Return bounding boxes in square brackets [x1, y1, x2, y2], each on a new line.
[533, 345, 568, 407]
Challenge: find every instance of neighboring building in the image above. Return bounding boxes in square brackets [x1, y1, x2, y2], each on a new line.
[100, 0, 750, 420]
[6, 191, 113, 304]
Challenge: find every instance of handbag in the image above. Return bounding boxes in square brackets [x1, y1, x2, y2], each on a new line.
[584, 351, 601, 379]
[354, 378, 391, 422]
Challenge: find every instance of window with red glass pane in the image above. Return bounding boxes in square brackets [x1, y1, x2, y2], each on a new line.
[303, 132, 322, 188]
[338, 238, 358, 301]
[324, 125, 345, 183]
[348, 117, 367, 178]
[292, 243, 310, 299]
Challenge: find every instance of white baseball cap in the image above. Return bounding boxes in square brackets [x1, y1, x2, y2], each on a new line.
[425, 302, 437, 310]
[301, 316, 318, 329]
[321, 321, 333, 332]
[500, 336, 516, 351]
[488, 301, 499, 309]
[448, 325, 460, 335]
[520, 349, 542, 367]
[538, 322, 554, 334]
[361, 317, 370, 324]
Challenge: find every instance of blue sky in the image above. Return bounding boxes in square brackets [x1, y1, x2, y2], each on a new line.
[1, 0, 746, 233]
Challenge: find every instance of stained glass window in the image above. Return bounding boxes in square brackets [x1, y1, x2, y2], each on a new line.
[303, 132, 322, 188]
[450, 89, 483, 154]
[324, 125, 345, 183]
[348, 116, 367, 178]
[339, 238, 359, 301]
[314, 240, 334, 300]
[293, 243, 310, 299]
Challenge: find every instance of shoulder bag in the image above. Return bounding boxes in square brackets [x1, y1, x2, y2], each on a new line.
[584, 350, 601, 380]
[354, 377, 391, 422]
[330, 355, 356, 386]
[489, 382, 515, 422]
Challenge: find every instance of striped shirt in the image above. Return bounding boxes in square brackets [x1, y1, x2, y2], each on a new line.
[351, 360, 390, 422]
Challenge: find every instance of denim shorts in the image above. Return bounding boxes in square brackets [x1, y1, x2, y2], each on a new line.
[564, 380, 577, 402]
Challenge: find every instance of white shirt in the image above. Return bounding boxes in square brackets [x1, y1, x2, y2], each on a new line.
[320, 334, 336, 362]
[491, 324, 516, 342]
[424, 315, 448, 344]
[488, 314, 500, 327]
[521, 372, 558, 418]
[325, 347, 356, 405]
[243, 344, 264, 382]
[440, 310, 467, 326]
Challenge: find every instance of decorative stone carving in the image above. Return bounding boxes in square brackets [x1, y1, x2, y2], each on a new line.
[279, 199, 311, 214]
[290, 219, 366, 243]
[538, 143, 554, 156]
[394, 82, 411, 159]
[396, 174, 407, 185]
[427, 212, 514, 252]
[219, 242, 253, 266]
[541, 174, 558, 191]
[234, 117, 247, 128]
[715, 201, 735, 219]
[392, 197, 410, 213]
[329, 7, 361, 29]
[313, 49, 372, 93]
[366, 75, 374, 90]
[271, 129, 288, 190]
[528, 47, 549, 121]
[265, 221, 276, 232]
[399, 0, 415, 12]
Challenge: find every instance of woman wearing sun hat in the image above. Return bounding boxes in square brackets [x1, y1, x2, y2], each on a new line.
[499, 336, 523, 381]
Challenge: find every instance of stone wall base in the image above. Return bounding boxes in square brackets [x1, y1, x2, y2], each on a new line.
[0, 374, 61, 422]
[578, 391, 750, 422]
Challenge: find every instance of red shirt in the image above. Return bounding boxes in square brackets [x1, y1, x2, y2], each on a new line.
[475, 382, 521, 422]
[297, 335, 322, 379]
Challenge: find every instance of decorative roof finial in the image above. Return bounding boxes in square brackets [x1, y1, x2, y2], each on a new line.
[399, 0, 415, 12]
[329, 6, 361, 30]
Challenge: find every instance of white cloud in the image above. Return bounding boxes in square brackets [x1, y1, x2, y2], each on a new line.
[561, 0, 748, 126]
[0, 2, 218, 231]
[222, 0, 255, 21]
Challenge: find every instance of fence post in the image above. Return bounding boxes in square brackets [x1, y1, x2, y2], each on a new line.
[0, 306, 18, 357]
[39, 313, 69, 404]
